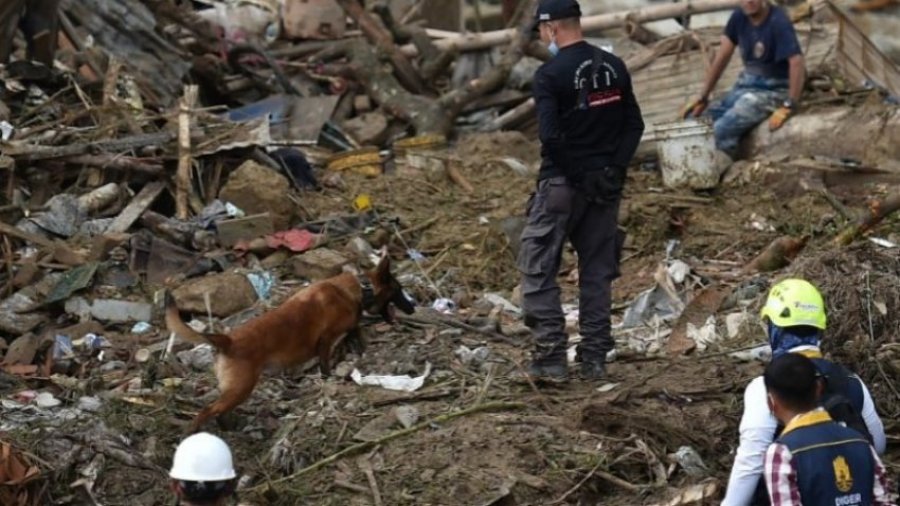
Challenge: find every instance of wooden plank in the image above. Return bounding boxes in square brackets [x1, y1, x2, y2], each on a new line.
[216, 213, 274, 247]
[0, 220, 55, 249]
[828, 0, 900, 96]
[105, 181, 165, 234]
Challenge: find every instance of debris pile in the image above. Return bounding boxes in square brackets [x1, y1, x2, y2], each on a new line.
[0, 0, 897, 504]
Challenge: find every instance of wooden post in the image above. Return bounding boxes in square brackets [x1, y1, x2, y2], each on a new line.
[176, 85, 198, 220]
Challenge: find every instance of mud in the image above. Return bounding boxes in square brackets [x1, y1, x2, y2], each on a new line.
[6, 136, 900, 506]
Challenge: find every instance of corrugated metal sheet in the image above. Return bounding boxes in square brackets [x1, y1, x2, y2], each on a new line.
[634, 23, 839, 136]
[828, 1, 900, 97]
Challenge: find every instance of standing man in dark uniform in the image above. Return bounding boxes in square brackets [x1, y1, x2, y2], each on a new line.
[517, 0, 644, 381]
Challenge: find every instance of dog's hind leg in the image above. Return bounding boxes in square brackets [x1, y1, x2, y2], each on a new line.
[189, 364, 260, 433]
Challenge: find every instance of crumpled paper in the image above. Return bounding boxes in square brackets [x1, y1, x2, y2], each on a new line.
[350, 363, 432, 392]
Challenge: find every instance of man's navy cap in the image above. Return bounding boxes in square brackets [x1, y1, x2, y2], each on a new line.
[534, 0, 582, 24]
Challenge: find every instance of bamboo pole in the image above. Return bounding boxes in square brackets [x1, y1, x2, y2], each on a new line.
[175, 85, 198, 220]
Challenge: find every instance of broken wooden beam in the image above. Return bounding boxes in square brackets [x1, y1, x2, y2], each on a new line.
[0, 220, 56, 249]
[833, 193, 900, 246]
[3, 131, 176, 161]
[335, 0, 425, 94]
[63, 154, 164, 175]
[176, 85, 198, 220]
[402, 0, 741, 56]
[106, 181, 166, 234]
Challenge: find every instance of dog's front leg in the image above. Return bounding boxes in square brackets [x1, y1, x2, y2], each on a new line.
[346, 326, 366, 355]
[318, 333, 336, 376]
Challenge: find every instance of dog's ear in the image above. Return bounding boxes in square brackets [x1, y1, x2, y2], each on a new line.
[375, 254, 391, 284]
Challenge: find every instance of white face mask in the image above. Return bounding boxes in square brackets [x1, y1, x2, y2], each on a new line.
[548, 38, 560, 56]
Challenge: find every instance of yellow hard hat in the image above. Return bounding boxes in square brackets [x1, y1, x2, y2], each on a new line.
[760, 278, 827, 330]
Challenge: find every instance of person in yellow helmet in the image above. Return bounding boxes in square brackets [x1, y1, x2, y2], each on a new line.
[722, 278, 886, 506]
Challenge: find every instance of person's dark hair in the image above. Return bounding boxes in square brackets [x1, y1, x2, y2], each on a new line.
[764, 353, 820, 412]
[176, 479, 235, 505]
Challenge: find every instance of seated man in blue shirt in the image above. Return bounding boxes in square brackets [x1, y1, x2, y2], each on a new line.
[682, 0, 805, 159]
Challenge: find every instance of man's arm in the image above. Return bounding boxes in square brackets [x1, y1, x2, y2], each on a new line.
[764, 443, 802, 505]
[612, 68, 644, 170]
[533, 67, 569, 170]
[860, 381, 887, 454]
[870, 446, 894, 506]
[722, 378, 779, 506]
[700, 36, 736, 100]
[787, 54, 805, 104]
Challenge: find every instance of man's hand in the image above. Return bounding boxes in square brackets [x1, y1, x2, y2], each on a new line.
[681, 96, 708, 119]
[579, 167, 624, 203]
[768, 106, 792, 131]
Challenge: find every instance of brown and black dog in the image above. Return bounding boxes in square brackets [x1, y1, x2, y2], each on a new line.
[165, 255, 415, 432]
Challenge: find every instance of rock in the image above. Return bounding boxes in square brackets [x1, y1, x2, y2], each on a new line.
[511, 283, 523, 307]
[3, 333, 47, 366]
[353, 405, 418, 440]
[35, 392, 61, 408]
[353, 94, 372, 113]
[291, 248, 350, 281]
[353, 411, 398, 442]
[344, 236, 377, 264]
[333, 361, 354, 379]
[219, 160, 295, 230]
[177, 345, 216, 371]
[0, 273, 63, 334]
[498, 216, 526, 258]
[393, 405, 419, 429]
[172, 272, 258, 316]
[100, 361, 127, 373]
[726, 312, 749, 339]
[480, 293, 521, 315]
[341, 111, 388, 146]
[64, 298, 153, 323]
[78, 396, 102, 412]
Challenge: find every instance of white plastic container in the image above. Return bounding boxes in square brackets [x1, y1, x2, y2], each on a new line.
[653, 119, 720, 190]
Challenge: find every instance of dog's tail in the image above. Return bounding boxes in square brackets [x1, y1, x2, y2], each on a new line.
[164, 290, 232, 352]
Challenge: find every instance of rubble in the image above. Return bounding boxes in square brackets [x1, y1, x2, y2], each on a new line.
[0, 0, 897, 504]
[291, 248, 350, 280]
[218, 160, 296, 230]
[171, 272, 258, 316]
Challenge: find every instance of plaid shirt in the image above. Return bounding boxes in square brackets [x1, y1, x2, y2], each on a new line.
[764, 439, 894, 505]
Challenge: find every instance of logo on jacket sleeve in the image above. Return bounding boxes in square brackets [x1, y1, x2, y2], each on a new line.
[832, 455, 853, 493]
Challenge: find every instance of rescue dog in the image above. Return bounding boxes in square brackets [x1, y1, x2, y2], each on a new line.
[164, 255, 415, 432]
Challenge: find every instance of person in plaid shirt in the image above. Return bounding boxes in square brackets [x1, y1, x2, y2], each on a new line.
[762, 353, 894, 506]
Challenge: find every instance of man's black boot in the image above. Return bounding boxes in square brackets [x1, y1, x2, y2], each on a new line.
[527, 359, 568, 381]
[578, 360, 606, 380]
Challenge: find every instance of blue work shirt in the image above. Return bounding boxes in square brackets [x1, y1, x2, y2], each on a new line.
[724, 6, 802, 79]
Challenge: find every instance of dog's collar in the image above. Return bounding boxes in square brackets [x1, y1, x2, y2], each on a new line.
[357, 273, 379, 318]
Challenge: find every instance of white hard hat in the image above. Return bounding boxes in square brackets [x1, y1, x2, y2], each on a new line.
[169, 432, 237, 482]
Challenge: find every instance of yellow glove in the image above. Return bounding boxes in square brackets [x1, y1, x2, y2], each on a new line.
[681, 96, 708, 119]
[768, 105, 793, 131]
